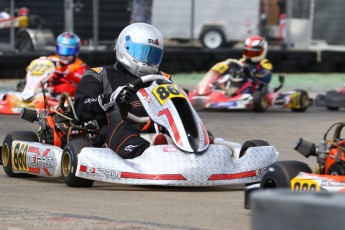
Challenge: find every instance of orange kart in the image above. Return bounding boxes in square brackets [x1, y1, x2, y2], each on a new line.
[0, 58, 59, 114]
[245, 121, 345, 208]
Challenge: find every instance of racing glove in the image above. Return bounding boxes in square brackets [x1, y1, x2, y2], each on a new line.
[242, 65, 256, 79]
[109, 83, 137, 105]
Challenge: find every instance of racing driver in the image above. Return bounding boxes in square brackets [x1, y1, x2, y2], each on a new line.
[47, 32, 88, 97]
[216, 36, 273, 95]
[74, 23, 171, 159]
[17, 32, 88, 98]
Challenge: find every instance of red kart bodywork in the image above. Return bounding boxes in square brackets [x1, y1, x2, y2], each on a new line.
[188, 60, 309, 112]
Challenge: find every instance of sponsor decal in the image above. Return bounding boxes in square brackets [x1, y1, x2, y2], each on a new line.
[31, 155, 54, 166]
[148, 39, 159, 45]
[84, 97, 98, 104]
[125, 145, 138, 152]
[27, 147, 54, 176]
[79, 165, 186, 180]
[215, 101, 237, 107]
[163, 147, 177, 152]
[80, 165, 121, 179]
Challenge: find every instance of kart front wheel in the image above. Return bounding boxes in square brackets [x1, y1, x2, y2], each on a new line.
[239, 140, 270, 158]
[61, 140, 94, 188]
[291, 90, 309, 112]
[253, 91, 268, 112]
[260, 160, 312, 189]
[2, 131, 38, 177]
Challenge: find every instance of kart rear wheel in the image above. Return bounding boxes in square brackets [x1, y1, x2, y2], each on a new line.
[2, 131, 38, 177]
[260, 160, 312, 189]
[239, 140, 270, 158]
[291, 90, 309, 112]
[61, 140, 94, 188]
[253, 91, 268, 112]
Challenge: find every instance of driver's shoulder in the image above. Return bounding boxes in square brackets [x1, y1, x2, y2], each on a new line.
[260, 59, 273, 70]
[83, 66, 108, 82]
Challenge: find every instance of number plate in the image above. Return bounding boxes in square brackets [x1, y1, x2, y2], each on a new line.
[152, 84, 186, 105]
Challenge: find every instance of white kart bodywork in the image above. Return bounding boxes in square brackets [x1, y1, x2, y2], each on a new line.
[76, 141, 279, 186]
[74, 76, 279, 186]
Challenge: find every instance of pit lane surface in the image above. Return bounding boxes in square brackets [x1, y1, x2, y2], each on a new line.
[0, 106, 344, 230]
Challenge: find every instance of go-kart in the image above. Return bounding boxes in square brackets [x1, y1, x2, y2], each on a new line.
[0, 58, 59, 114]
[188, 59, 310, 112]
[0, 12, 28, 29]
[244, 121, 345, 209]
[1, 74, 279, 188]
[315, 85, 345, 110]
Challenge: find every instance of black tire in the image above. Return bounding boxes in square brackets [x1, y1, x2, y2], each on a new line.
[61, 140, 94, 188]
[291, 90, 309, 112]
[326, 106, 339, 111]
[260, 160, 312, 189]
[253, 91, 268, 112]
[2, 131, 38, 177]
[239, 140, 270, 158]
[326, 162, 345, 175]
[200, 28, 225, 49]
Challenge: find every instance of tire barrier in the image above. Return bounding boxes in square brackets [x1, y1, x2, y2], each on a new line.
[1, 48, 345, 78]
[251, 189, 345, 230]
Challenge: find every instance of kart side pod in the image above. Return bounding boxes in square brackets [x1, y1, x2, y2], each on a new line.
[294, 138, 317, 158]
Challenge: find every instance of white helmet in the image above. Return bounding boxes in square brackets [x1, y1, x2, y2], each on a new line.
[243, 36, 268, 63]
[115, 23, 164, 77]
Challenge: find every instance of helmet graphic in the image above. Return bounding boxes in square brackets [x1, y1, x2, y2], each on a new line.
[243, 36, 268, 63]
[115, 23, 164, 77]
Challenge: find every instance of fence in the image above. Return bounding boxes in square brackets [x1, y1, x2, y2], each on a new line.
[1, 0, 345, 52]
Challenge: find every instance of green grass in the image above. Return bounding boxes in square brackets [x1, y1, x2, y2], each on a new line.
[172, 73, 345, 92]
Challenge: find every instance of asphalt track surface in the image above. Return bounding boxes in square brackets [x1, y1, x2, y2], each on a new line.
[0, 75, 345, 230]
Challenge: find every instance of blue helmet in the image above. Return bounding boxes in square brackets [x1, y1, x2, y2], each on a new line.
[56, 32, 80, 56]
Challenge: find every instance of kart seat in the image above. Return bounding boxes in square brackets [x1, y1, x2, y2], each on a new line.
[152, 134, 168, 145]
[140, 133, 173, 146]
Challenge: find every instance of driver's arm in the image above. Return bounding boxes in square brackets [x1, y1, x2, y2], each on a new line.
[74, 70, 110, 122]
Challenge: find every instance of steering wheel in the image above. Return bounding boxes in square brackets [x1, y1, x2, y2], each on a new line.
[225, 59, 245, 82]
[117, 74, 172, 122]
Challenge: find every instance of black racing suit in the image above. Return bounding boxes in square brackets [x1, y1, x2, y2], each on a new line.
[74, 61, 170, 159]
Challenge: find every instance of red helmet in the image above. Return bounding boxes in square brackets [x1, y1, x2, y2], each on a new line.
[18, 7, 29, 16]
[243, 36, 268, 63]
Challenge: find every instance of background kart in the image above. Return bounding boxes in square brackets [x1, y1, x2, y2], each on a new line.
[244, 121, 345, 208]
[188, 59, 310, 112]
[1, 75, 279, 188]
[0, 58, 59, 114]
[315, 84, 345, 110]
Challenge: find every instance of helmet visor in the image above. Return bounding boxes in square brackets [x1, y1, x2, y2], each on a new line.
[57, 45, 79, 56]
[243, 48, 263, 58]
[125, 36, 163, 66]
